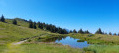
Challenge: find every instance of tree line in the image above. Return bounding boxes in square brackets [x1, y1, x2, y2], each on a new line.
[69, 28, 119, 36]
[69, 29, 90, 34]
[28, 19, 68, 34]
[1, 15, 119, 35]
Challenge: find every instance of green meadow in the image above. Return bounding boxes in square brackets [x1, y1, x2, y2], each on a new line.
[69, 33, 119, 53]
[0, 19, 83, 53]
[0, 19, 119, 53]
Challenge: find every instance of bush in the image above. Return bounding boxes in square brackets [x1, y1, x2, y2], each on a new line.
[77, 40, 85, 42]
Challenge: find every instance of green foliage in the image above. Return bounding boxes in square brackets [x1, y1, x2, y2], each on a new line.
[109, 32, 112, 35]
[37, 21, 68, 34]
[69, 30, 73, 33]
[84, 30, 90, 34]
[114, 33, 117, 36]
[77, 40, 85, 42]
[95, 28, 102, 34]
[33, 22, 37, 29]
[0, 15, 5, 22]
[73, 29, 77, 33]
[29, 19, 33, 28]
[78, 29, 84, 34]
[12, 19, 17, 25]
[38, 22, 43, 29]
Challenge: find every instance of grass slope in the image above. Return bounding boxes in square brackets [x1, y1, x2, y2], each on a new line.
[69, 33, 119, 44]
[0, 20, 83, 53]
[69, 33, 119, 53]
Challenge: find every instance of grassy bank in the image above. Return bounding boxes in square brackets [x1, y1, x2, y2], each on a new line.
[69, 33, 119, 45]
[68, 33, 119, 53]
[18, 43, 83, 53]
[84, 44, 119, 53]
[0, 20, 84, 53]
[0, 21, 61, 53]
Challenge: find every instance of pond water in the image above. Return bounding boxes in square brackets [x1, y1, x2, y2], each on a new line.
[55, 36, 90, 48]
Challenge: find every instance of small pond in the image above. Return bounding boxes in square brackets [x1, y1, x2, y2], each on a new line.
[55, 36, 90, 48]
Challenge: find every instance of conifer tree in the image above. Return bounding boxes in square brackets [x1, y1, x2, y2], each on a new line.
[78, 29, 84, 34]
[40, 23, 43, 29]
[57, 27, 62, 34]
[118, 33, 119, 36]
[95, 28, 102, 34]
[69, 30, 73, 33]
[37, 22, 41, 28]
[114, 33, 117, 36]
[109, 32, 112, 35]
[73, 29, 77, 33]
[85, 30, 90, 34]
[33, 22, 37, 29]
[0, 15, 5, 22]
[13, 19, 17, 25]
[29, 19, 33, 28]
[37, 22, 43, 29]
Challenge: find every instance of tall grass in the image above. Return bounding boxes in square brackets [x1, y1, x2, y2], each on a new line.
[85, 45, 119, 53]
[19, 43, 83, 53]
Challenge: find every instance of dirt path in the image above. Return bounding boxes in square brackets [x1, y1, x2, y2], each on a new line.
[12, 40, 27, 45]
[3, 40, 27, 53]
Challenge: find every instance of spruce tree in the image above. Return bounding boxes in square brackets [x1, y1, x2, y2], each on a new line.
[13, 19, 17, 25]
[37, 22, 43, 29]
[0, 15, 5, 22]
[118, 33, 119, 36]
[57, 27, 62, 34]
[114, 33, 117, 36]
[78, 29, 84, 34]
[29, 19, 33, 28]
[95, 28, 102, 34]
[109, 32, 112, 35]
[69, 30, 73, 33]
[85, 30, 90, 34]
[40, 23, 43, 29]
[73, 29, 77, 33]
[33, 22, 37, 29]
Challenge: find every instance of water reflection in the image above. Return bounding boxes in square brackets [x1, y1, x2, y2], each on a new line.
[41, 36, 90, 48]
[55, 36, 90, 48]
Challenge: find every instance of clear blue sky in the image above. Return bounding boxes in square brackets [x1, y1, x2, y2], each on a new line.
[0, 0, 119, 33]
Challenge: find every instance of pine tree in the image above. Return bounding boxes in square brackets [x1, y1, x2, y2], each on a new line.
[57, 27, 62, 34]
[118, 33, 119, 36]
[85, 30, 90, 34]
[109, 32, 112, 35]
[114, 33, 117, 36]
[33, 22, 37, 29]
[73, 29, 77, 33]
[29, 19, 33, 28]
[37, 22, 41, 28]
[40, 23, 43, 29]
[37, 22, 43, 29]
[0, 15, 5, 22]
[95, 28, 102, 34]
[78, 29, 84, 34]
[12, 19, 17, 25]
[69, 30, 73, 33]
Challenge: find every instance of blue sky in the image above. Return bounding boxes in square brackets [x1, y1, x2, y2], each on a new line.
[0, 0, 119, 33]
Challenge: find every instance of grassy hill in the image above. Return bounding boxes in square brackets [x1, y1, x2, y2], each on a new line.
[69, 33, 119, 53]
[1, 18, 119, 53]
[0, 19, 83, 53]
